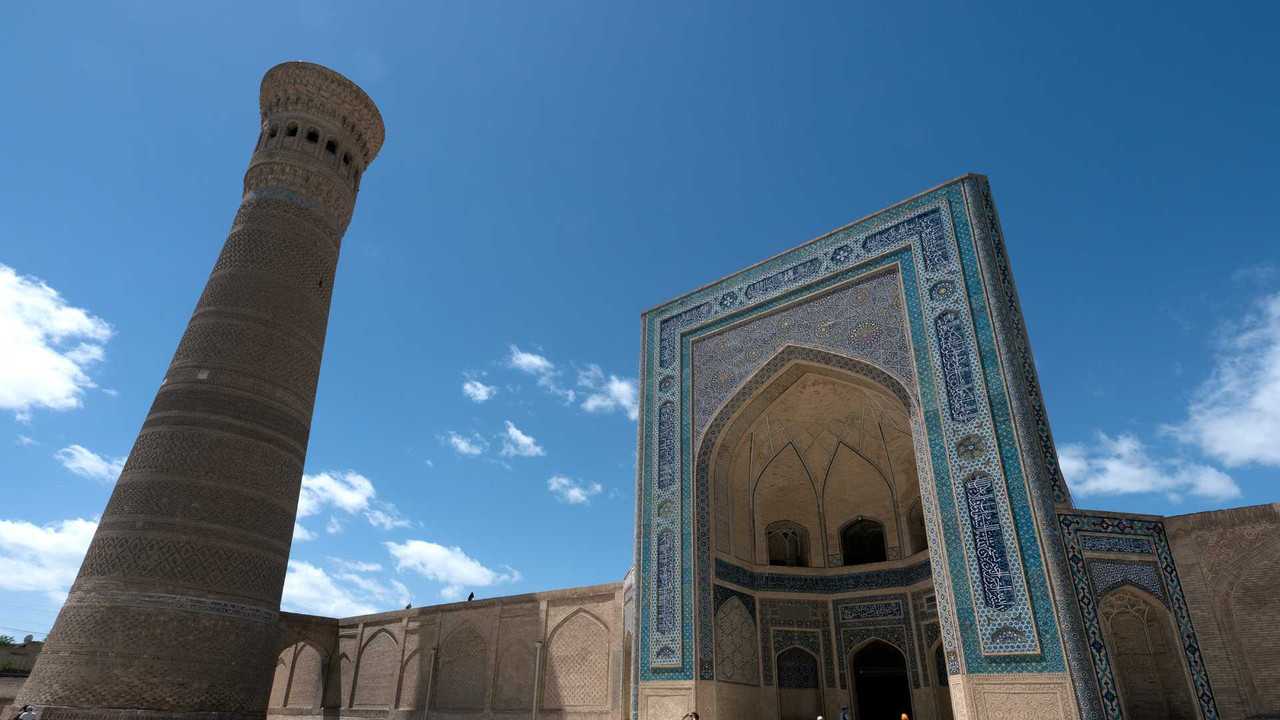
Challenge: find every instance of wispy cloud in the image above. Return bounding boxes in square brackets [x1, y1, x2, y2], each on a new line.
[0, 264, 113, 421]
[462, 379, 498, 403]
[16, 434, 36, 447]
[508, 345, 575, 402]
[1168, 292, 1280, 468]
[295, 470, 408, 537]
[54, 444, 124, 483]
[578, 365, 639, 421]
[0, 517, 97, 603]
[444, 431, 487, 456]
[547, 475, 604, 505]
[386, 539, 520, 601]
[1059, 433, 1240, 502]
[500, 421, 545, 457]
[329, 558, 383, 573]
[293, 523, 316, 542]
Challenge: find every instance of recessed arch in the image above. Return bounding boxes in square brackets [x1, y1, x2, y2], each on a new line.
[353, 628, 398, 708]
[543, 608, 610, 709]
[286, 641, 325, 709]
[432, 623, 488, 711]
[776, 645, 823, 720]
[694, 345, 936, 673]
[1098, 586, 1198, 720]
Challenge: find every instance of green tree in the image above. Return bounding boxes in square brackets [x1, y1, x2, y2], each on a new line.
[0, 635, 15, 647]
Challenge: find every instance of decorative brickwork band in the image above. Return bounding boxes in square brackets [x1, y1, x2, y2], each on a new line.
[14, 62, 383, 720]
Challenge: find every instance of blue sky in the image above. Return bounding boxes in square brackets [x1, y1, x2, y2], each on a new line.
[2, 2, 1278, 639]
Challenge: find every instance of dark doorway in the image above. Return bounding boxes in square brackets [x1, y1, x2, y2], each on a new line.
[851, 641, 912, 720]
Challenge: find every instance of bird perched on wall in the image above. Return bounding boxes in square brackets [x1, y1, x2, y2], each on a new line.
[467, 592, 474, 601]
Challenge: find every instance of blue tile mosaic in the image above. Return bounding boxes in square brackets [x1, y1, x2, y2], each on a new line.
[757, 600, 836, 688]
[833, 593, 920, 689]
[717, 558, 931, 595]
[1079, 534, 1154, 556]
[1087, 560, 1166, 607]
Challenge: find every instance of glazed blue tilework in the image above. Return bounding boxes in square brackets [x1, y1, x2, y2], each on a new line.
[1058, 513, 1219, 720]
[833, 594, 919, 689]
[690, 268, 913, 436]
[935, 310, 981, 422]
[1087, 560, 1166, 606]
[713, 583, 756, 616]
[962, 472, 1016, 611]
[774, 631, 824, 688]
[757, 600, 836, 688]
[838, 599, 904, 622]
[716, 558, 931, 594]
[1079, 535, 1154, 555]
[636, 179, 1067, 683]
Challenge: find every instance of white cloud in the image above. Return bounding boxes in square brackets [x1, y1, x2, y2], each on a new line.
[329, 558, 383, 573]
[508, 345, 555, 375]
[293, 523, 316, 542]
[445, 431, 487, 456]
[462, 379, 498, 403]
[386, 539, 521, 601]
[298, 471, 376, 517]
[547, 475, 604, 505]
[1059, 433, 1241, 502]
[365, 508, 411, 530]
[0, 517, 97, 602]
[0, 264, 113, 420]
[1170, 292, 1280, 467]
[578, 365, 639, 421]
[500, 420, 545, 457]
[281, 561, 379, 617]
[16, 434, 36, 447]
[54, 444, 124, 482]
[508, 345, 575, 402]
[298, 470, 407, 532]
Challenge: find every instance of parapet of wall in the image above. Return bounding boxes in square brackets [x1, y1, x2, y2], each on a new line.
[1165, 503, 1280, 720]
[268, 581, 626, 720]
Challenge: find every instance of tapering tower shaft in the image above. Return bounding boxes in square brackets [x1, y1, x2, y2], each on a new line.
[16, 62, 384, 720]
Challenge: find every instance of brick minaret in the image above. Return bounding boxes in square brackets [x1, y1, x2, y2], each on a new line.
[15, 62, 383, 720]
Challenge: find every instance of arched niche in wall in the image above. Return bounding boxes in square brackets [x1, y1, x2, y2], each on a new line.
[287, 642, 324, 709]
[432, 623, 489, 711]
[776, 646, 823, 720]
[353, 628, 399, 708]
[542, 609, 611, 710]
[1099, 587, 1197, 720]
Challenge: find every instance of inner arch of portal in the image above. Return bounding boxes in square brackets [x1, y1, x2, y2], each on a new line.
[695, 346, 959, 720]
